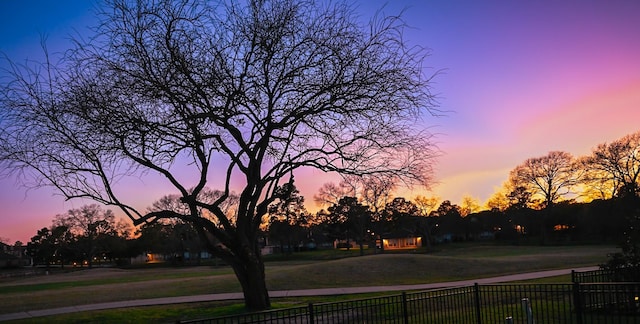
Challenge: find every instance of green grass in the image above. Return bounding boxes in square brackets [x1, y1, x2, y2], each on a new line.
[0, 243, 618, 323]
[0, 266, 233, 294]
[265, 244, 613, 289]
[6, 302, 247, 324]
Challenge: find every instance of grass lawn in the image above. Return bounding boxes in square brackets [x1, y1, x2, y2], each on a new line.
[0, 243, 617, 323]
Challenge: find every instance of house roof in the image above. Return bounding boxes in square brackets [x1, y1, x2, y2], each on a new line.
[382, 228, 419, 239]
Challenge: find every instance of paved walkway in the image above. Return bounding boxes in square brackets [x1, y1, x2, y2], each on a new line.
[0, 266, 598, 321]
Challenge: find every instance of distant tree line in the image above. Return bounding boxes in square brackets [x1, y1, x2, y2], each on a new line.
[24, 191, 636, 269]
[264, 131, 640, 264]
[28, 205, 134, 268]
[27, 204, 208, 268]
[24, 131, 640, 272]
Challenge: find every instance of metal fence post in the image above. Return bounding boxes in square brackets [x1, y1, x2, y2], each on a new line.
[474, 283, 482, 324]
[308, 302, 314, 324]
[402, 292, 409, 324]
[572, 282, 583, 324]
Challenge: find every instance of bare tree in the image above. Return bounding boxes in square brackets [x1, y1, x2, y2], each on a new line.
[579, 167, 617, 201]
[360, 175, 398, 219]
[509, 151, 580, 209]
[313, 181, 355, 208]
[314, 174, 398, 220]
[509, 151, 581, 244]
[582, 131, 640, 199]
[0, 0, 438, 310]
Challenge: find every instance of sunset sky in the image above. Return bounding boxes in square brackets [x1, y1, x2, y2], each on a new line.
[1, 0, 640, 243]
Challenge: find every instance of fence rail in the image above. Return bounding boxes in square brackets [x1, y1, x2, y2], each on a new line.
[572, 268, 640, 283]
[179, 282, 640, 324]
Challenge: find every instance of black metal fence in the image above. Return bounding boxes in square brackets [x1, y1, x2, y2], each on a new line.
[572, 268, 640, 283]
[179, 282, 640, 324]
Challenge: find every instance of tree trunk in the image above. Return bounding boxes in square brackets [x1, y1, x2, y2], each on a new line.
[230, 250, 271, 311]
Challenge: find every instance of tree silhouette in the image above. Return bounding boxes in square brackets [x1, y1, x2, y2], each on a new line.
[54, 205, 118, 268]
[459, 195, 481, 217]
[486, 187, 510, 212]
[381, 197, 420, 247]
[509, 151, 580, 209]
[414, 195, 440, 216]
[431, 200, 464, 241]
[0, 0, 438, 310]
[430, 200, 461, 218]
[315, 175, 397, 221]
[507, 186, 533, 211]
[509, 151, 581, 243]
[268, 181, 309, 254]
[314, 182, 353, 209]
[327, 197, 371, 255]
[383, 197, 418, 223]
[27, 226, 71, 269]
[582, 131, 640, 199]
[413, 195, 440, 248]
[604, 190, 640, 279]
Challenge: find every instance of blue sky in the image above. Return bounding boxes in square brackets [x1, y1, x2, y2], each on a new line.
[2, 0, 640, 243]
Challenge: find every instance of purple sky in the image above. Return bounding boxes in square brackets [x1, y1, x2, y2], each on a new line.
[1, 0, 640, 244]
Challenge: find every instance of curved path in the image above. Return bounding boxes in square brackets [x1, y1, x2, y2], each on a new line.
[0, 266, 598, 321]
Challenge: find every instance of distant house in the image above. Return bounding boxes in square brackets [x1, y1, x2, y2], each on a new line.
[130, 251, 213, 265]
[380, 226, 423, 250]
[382, 231, 422, 250]
[382, 236, 422, 250]
[332, 238, 418, 251]
[0, 242, 30, 268]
